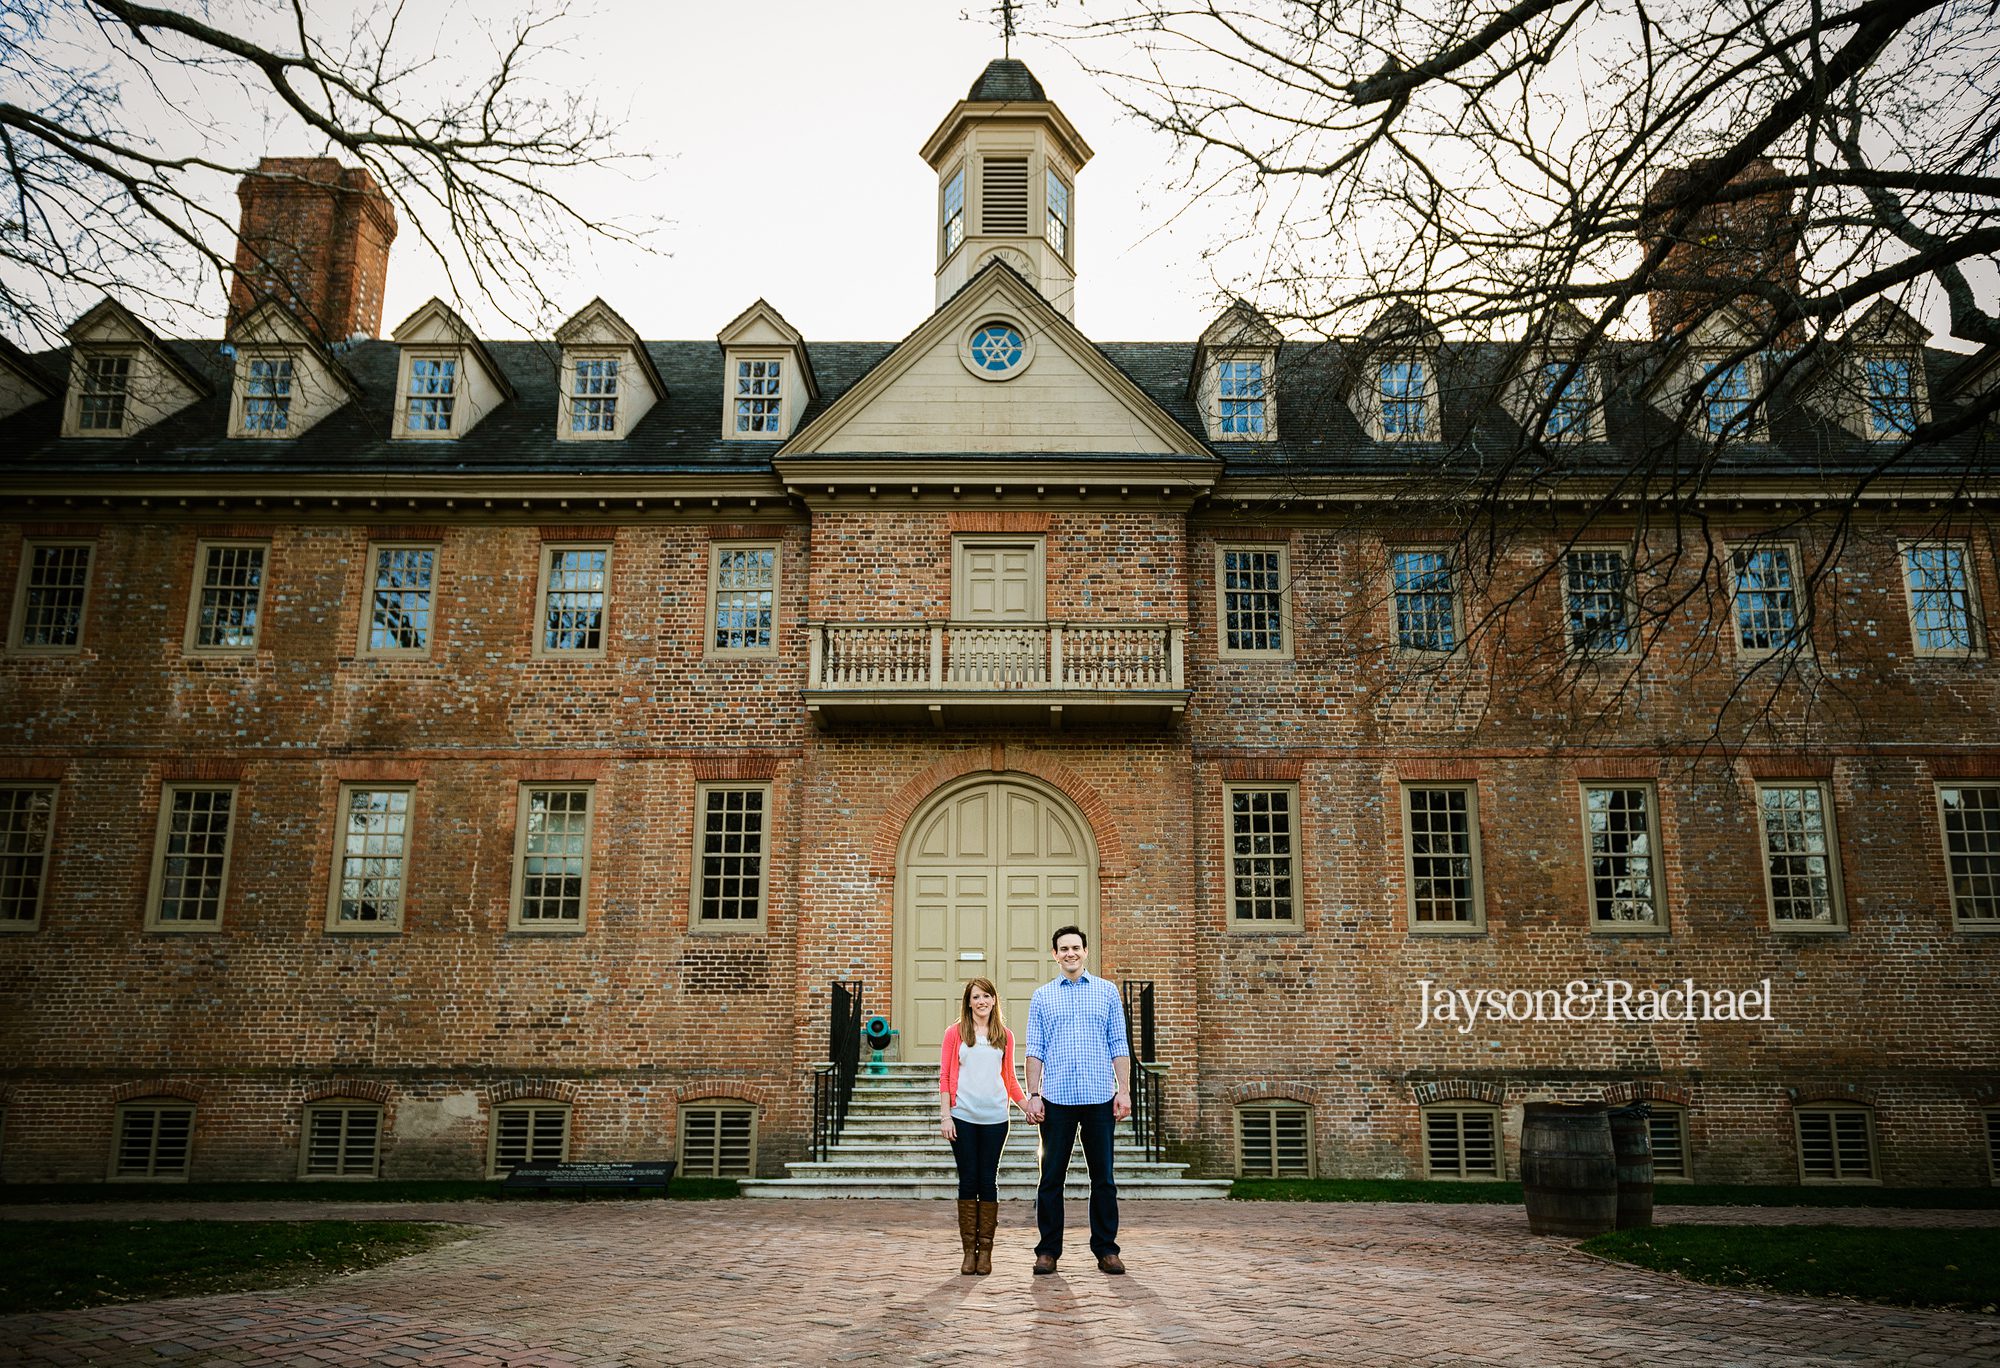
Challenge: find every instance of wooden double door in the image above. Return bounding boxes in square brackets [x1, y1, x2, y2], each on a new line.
[897, 779, 1096, 1056]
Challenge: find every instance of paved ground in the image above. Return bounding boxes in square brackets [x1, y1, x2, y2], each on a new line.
[4, 1199, 1999, 1367]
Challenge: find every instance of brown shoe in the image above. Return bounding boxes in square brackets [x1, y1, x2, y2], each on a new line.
[973, 1199, 998, 1276]
[1096, 1253, 1126, 1275]
[957, 1199, 979, 1275]
[1033, 1253, 1058, 1275]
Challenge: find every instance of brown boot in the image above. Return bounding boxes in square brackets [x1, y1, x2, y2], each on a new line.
[957, 1198, 979, 1275]
[973, 1199, 998, 1275]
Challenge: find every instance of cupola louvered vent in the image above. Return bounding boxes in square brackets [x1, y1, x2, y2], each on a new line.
[981, 157, 1030, 235]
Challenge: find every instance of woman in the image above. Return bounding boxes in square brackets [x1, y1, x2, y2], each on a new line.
[938, 976, 1025, 1275]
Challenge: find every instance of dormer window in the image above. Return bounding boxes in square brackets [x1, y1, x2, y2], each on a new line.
[735, 359, 783, 433]
[78, 355, 131, 432]
[243, 358, 293, 432]
[1703, 359, 1752, 435]
[406, 357, 456, 432]
[943, 167, 966, 257]
[1863, 355, 1917, 437]
[1219, 361, 1266, 435]
[570, 358, 619, 434]
[1539, 361, 1589, 439]
[1381, 361, 1429, 438]
[1046, 169, 1070, 258]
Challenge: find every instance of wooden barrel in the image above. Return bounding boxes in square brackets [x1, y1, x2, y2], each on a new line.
[1520, 1102, 1618, 1238]
[1608, 1102, 1655, 1230]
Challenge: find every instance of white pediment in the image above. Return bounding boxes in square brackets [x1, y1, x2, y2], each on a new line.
[784, 266, 1204, 456]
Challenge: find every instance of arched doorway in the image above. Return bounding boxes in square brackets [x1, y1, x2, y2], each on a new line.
[895, 775, 1099, 1055]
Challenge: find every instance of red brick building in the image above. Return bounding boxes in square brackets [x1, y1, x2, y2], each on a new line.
[1, 62, 1995, 1189]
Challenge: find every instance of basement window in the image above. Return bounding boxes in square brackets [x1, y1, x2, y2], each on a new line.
[679, 1102, 756, 1178]
[1236, 1102, 1313, 1178]
[1422, 1104, 1499, 1179]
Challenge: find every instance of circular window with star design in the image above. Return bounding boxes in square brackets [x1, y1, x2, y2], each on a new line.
[959, 318, 1035, 381]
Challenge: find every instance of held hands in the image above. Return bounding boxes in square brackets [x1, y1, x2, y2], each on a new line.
[1112, 1089, 1132, 1121]
[1022, 1096, 1046, 1124]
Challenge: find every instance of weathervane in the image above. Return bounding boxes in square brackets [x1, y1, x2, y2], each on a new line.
[995, 0, 1017, 57]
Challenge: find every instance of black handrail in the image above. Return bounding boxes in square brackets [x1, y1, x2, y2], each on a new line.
[811, 979, 864, 1162]
[1120, 979, 1164, 1161]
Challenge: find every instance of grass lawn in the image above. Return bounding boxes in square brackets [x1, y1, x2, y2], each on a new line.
[0, 1220, 469, 1313]
[0, 1177, 739, 1204]
[1583, 1225, 2000, 1313]
[1230, 1178, 2000, 1208]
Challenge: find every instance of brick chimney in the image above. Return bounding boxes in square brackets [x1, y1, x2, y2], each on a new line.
[229, 157, 397, 341]
[1640, 156, 1801, 346]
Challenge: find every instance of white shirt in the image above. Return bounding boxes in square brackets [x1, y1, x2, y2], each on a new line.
[950, 1033, 1011, 1125]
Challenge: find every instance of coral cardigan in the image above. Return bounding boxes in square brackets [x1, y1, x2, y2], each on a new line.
[937, 1027, 1028, 1109]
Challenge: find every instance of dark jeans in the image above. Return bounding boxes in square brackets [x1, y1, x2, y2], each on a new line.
[949, 1118, 1009, 1201]
[1035, 1099, 1118, 1258]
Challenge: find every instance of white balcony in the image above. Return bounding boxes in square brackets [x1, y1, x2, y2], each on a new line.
[804, 620, 1188, 727]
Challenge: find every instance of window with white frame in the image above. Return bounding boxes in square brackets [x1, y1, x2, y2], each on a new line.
[147, 783, 237, 930]
[1582, 784, 1663, 928]
[1702, 359, 1752, 435]
[710, 545, 777, 654]
[301, 1101, 383, 1178]
[1902, 541, 1981, 655]
[1218, 360, 1267, 436]
[1046, 168, 1071, 257]
[734, 359, 783, 434]
[1732, 545, 1802, 654]
[1539, 360, 1590, 439]
[1404, 784, 1483, 930]
[10, 540, 92, 652]
[1423, 1104, 1499, 1178]
[942, 167, 966, 257]
[0, 784, 56, 929]
[1757, 783, 1844, 929]
[679, 1101, 756, 1177]
[186, 540, 268, 652]
[243, 357, 293, 432]
[363, 544, 436, 655]
[1218, 546, 1288, 657]
[570, 358, 619, 434]
[77, 354, 131, 431]
[328, 785, 413, 931]
[1564, 548, 1633, 655]
[1938, 784, 2000, 928]
[1863, 355, 1918, 437]
[1236, 1102, 1313, 1178]
[405, 356, 456, 432]
[695, 783, 769, 928]
[1648, 1105, 1690, 1180]
[512, 785, 592, 930]
[536, 545, 609, 655]
[113, 1100, 195, 1179]
[1226, 784, 1298, 926]
[1795, 1103, 1876, 1182]
[1391, 550, 1456, 652]
[1380, 360, 1429, 437]
[489, 1102, 569, 1176]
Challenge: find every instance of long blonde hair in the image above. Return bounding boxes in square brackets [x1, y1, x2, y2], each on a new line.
[957, 977, 1008, 1048]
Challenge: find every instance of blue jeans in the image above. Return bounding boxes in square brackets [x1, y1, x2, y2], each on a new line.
[1035, 1099, 1118, 1258]
[948, 1119, 1008, 1201]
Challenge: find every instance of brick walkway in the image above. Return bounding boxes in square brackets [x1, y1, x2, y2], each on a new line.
[4, 1199, 1999, 1366]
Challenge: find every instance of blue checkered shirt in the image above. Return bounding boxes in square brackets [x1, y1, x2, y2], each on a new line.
[1024, 971, 1129, 1106]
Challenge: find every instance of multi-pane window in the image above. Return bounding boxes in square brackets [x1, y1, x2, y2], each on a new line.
[1380, 360, 1428, 437]
[243, 358, 293, 432]
[1391, 550, 1456, 652]
[679, 1102, 755, 1178]
[1648, 1106, 1689, 1180]
[329, 786, 413, 930]
[0, 785, 56, 929]
[538, 546, 609, 654]
[114, 1102, 194, 1179]
[1236, 1102, 1313, 1178]
[1227, 785, 1298, 925]
[187, 541, 268, 651]
[513, 786, 592, 929]
[364, 545, 436, 655]
[1582, 785, 1662, 928]
[78, 355, 131, 431]
[942, 167, 966, 256]
[11, 541, 92, 651]
[1795, 1104, 1876, 1182]
[711, 546, 777, 653]
[1046, 169, 1071, 257]
[696, 784, 768, 927]
[1423, 1105, 1499, 1179]
[405, 357, 456, 432]
[1540, 360, 1589, 438]
[1218, 361, 1267, 435]
[490, 1103, 569, 1176]
[1405, 784, 1482, 930]
[1758, 783, 1843, 929]
[1219, 546, 1287, 656]
[147, 784, 236, 929]
[734, 360, 783, 434]
[1564, 548, 1632, 655]
[570, 358, 619, 434]
[1732, 545, 1801, 654]
[1902, 542, 1980, 655]
[1703, 359, 1752, 435]
[302, 1102, 382, 1178]
[1938, 785, 2000, 928]
[1864, 355, 1917, 437]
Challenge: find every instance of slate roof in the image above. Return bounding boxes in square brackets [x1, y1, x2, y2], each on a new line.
[967, 59, 1046, 103]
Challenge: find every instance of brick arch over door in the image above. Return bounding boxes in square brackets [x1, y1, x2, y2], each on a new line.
[868, 747, 1128, 879]
[894, 772, 1100, 1057]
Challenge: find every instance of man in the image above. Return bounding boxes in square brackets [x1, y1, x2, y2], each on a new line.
[1022, 924, 1130, 1275]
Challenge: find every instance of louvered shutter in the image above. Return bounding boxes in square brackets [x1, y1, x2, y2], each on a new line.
[981, 158, 1029, 234]
[1798, 1107, 1874, 1181]
[492, 1104, 569, 1175]
[1425, 1106, 1498, 1179]
[305, 1105, 381, 1177]
[1648, 1109, 1688, 1179]
[116, 1104, 194, 1178]
[680, 1105, 756, 1178]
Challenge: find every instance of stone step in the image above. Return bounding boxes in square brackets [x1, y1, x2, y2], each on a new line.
[739, 1175, 1232, 1200]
